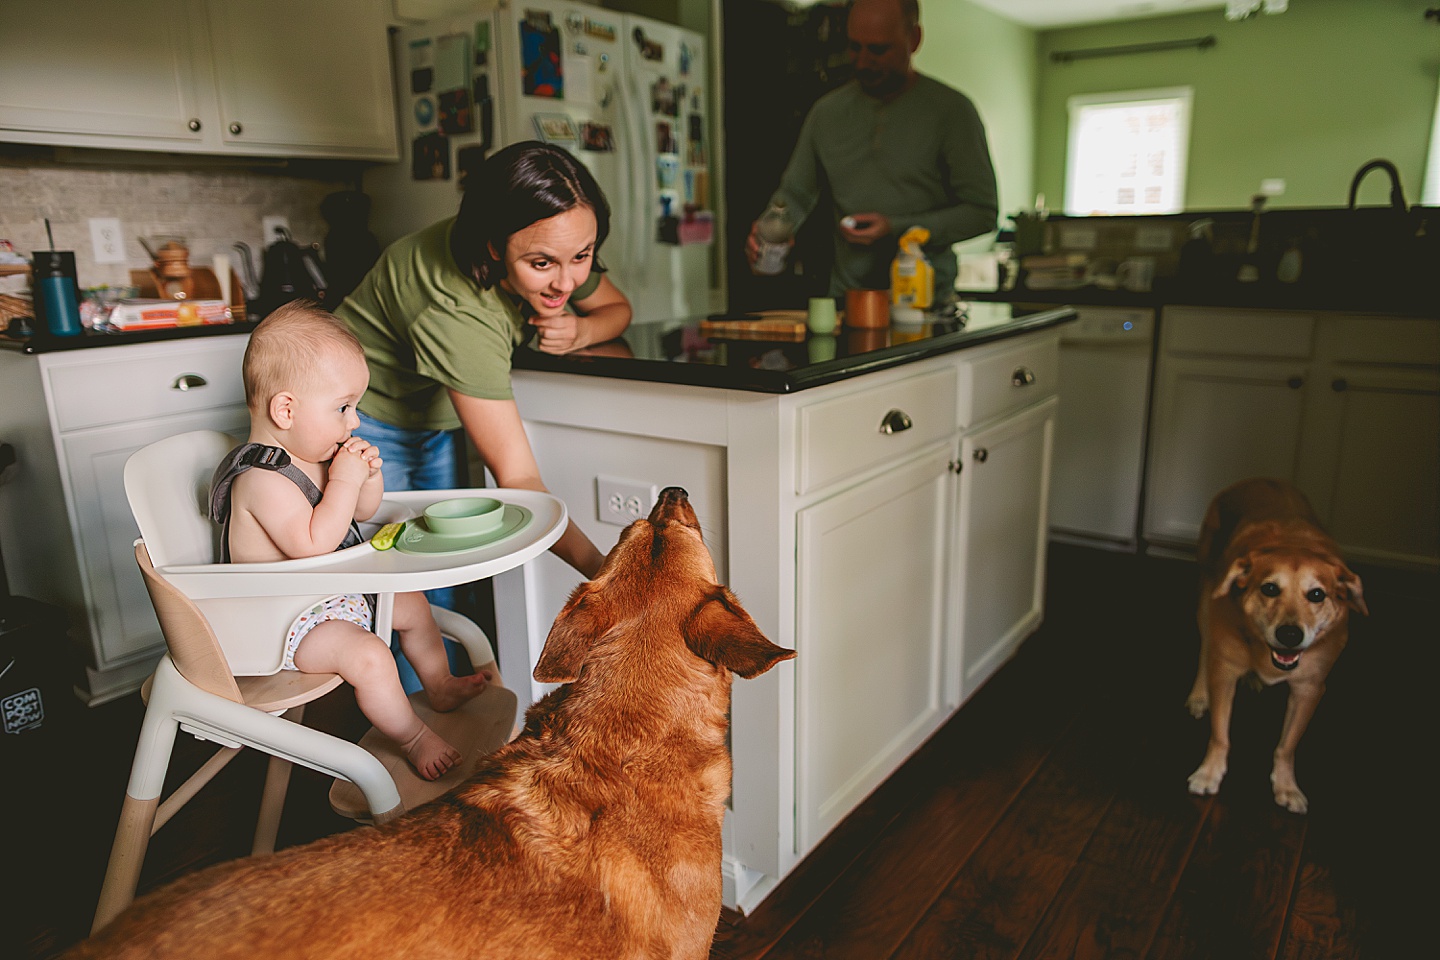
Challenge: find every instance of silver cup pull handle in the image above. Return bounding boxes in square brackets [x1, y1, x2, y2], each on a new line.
[172, 374, 208, 392]
[1012, 366, 1036, 387]
[879, 409, 914, 435]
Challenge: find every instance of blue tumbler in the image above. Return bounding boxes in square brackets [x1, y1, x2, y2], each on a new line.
[34, 251, 82, 337]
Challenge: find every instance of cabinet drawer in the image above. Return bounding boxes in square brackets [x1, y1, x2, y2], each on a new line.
[1164, 307, 1314, 358]
[796, 366, 957, 495]
[45, 338, 248, 432]
[962, 335, 1059, 428]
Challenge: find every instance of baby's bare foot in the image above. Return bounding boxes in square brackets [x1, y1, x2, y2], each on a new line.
[399, 725, 461, 781]
[426, 669, 492, 713]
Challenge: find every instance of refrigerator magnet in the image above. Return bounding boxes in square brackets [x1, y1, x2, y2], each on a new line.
[533, 113, 578, 144]
[412, 132, 450, 181]
[409, 38, 434, 94]
[584, 18, 616, 41]
[522, 11, 564, 98]
[581, 123, 614, 152]
[414, 96, 435, 128]
[438, 89, 473, 135]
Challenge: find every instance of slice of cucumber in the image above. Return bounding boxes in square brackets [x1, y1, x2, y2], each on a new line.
[371, 521, 404, 550]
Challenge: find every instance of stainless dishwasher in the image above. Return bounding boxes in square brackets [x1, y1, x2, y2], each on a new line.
[1049, 306, 1156, 550]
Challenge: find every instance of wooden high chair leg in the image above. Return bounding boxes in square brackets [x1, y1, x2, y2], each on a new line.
[92, 794, 160, 933]
[252, 704, 306, 855]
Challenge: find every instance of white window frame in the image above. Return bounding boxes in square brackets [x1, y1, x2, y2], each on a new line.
[1065, 87, 1193, 216]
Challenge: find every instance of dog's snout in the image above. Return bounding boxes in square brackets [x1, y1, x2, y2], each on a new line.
[648, 486, 692, 523]
[1275, 624, 1304, 648]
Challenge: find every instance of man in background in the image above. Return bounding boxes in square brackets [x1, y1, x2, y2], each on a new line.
[746, 0, 998, 305]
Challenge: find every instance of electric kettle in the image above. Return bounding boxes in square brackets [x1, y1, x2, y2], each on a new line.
[256, 228, 325, 317]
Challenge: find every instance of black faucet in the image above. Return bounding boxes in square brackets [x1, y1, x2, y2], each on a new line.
[1347, 158, 1407, 212]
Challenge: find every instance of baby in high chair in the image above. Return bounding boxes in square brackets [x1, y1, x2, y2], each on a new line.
[210, 301, 490, 780]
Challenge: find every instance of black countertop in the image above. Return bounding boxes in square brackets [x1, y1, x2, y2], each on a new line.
[3, 303, 1077, 395]
[1, 320, 259, 354]
[966, 276, 1437, 318]
[512, 302, 1077, 394]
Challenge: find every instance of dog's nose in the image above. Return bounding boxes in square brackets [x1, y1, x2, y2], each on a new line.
[1275, 624, 1304, 648]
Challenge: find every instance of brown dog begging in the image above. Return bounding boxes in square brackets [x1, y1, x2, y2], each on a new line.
[67, 487, 795, 960]
[1186, 477, 1366, 813]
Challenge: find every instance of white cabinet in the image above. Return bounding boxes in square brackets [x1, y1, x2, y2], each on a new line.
[952, 395, 1057, 703]
[0, 337, 250, 704]
[1145, 355, 1309, 543]
[1145, 307, 1440, 568]
[505, 325, 1062, 913]
[1297, 315, 1440, 567]
[0, 0, 397, 161]
[795, 443, 952, 849]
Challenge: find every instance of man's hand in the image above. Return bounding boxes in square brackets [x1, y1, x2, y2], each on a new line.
[746, 219, 794, 273]
[840, 212, 892, 246]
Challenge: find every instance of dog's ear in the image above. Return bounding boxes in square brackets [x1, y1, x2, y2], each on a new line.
[1213, 554, 1253, 598]
[685, 588, 796, 679]
[534, 584, 614, 683]
[1337, 564, 1368, 616]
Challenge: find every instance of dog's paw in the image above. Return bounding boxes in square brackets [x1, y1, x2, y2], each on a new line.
[1271, 772, 1309, 814]
[1185, 693, 1208, 718]
[1187, 763, 1225, 796]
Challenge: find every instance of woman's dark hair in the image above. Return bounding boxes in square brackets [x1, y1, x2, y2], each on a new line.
[450, 140, 610, 288]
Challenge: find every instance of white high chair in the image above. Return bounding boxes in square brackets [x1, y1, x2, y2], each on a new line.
[92, 430, 560, 932]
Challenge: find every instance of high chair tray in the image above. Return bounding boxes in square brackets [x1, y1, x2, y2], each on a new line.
[157, 489, 567, 599]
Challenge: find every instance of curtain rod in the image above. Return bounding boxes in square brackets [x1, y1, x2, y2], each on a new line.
[1050, 35, 1217, 64]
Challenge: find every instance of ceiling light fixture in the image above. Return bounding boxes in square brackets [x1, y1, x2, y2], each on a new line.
[1226, 0, 1288, 20]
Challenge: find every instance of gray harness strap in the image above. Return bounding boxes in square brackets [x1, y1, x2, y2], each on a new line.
[209, 443, 365, 562]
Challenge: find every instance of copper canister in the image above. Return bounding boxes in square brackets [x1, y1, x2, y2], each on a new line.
[844, 288, 889, 328]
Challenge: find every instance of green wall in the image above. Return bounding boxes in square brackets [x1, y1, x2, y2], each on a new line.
[914, 1, 1038, 233]
[1035, 0, 1440, 212]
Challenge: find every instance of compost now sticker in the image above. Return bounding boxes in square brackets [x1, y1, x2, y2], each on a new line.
[2, 686, 45, 734]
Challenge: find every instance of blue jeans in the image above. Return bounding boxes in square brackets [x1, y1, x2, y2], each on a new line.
[353, 410, 470, 690]
[354, 410, 462, 493]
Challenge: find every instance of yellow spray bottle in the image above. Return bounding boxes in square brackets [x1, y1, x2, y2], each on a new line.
[890, 226, 933, 322]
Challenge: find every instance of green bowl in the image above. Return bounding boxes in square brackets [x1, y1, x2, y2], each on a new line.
[423, 497, 505, 537]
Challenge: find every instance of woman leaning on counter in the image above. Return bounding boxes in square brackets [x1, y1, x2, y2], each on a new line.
[335, 141, 632, 579]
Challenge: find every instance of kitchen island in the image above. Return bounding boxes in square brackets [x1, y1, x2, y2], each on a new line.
[497, 301, 1075, 912]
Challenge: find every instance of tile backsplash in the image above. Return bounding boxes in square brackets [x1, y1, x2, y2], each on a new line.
[0, 148, 354, 292]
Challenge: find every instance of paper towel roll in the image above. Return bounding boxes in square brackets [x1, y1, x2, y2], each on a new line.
[212, 254, 232, 306]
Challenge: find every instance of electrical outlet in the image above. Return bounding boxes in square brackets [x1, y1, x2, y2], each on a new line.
[261, 215, 291, 246]
[89, 218, 126, 263]
[596, 476, 657, 527]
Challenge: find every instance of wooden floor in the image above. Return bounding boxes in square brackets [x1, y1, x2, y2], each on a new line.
[5, 543, 1430, 959]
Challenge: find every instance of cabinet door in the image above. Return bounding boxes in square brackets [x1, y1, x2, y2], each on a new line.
[0, 0, 209, 145]
[1144, 355, 1309, 545]
[60, 408, 248, 670]
[953, 396, 1056, 703]
[203, 0, 398, 158]
[1298, 365, 1440, 567]
[794, 443, 952, 852]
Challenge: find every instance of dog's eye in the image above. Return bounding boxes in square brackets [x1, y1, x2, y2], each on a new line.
[1260, 582, 1281, 597]
[1306, 587, 1327, 603]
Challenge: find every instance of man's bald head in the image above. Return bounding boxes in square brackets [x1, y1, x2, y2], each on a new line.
[847, 0, 921, 100]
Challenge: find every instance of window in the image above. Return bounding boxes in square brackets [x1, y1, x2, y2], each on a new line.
[1065, 88, 1192, 216]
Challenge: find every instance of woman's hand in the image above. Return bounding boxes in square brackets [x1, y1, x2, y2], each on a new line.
[528, 311, 584, 354]
[532, 275, 632, 355]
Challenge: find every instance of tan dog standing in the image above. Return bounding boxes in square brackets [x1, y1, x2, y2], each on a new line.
[67, 487, 794, 960]
[1186, 477, 1366, 813]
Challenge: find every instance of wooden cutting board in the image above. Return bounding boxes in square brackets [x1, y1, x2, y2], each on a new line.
[699, 312, 807, 341]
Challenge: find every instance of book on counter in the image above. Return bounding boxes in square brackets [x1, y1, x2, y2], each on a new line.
[107, 298, 233, 331]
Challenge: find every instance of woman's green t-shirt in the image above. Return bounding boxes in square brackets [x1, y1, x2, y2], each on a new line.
[335, 217, 600, 431]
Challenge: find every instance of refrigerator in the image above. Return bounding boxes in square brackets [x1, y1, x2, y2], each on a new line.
[366, 0, 715, 323]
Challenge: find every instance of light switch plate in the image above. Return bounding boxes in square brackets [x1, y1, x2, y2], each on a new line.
[1260, 178, 1286, 196]
[89, 218, 126, 263]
